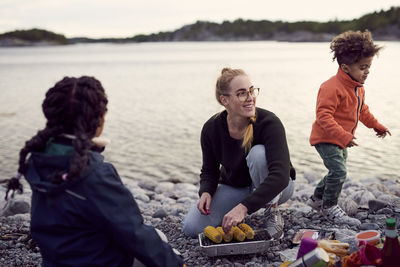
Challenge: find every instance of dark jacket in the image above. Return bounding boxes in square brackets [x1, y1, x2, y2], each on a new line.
[199, 108, 295, 214]
[25, 138, 183, 267]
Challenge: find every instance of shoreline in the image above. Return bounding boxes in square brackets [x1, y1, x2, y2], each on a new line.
[1, 173, 400, 266]
[1, 36, 400, 47]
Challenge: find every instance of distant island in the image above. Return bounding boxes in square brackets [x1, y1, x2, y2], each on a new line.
[0, 28, 67, 46]
[1, 6, 399, 46]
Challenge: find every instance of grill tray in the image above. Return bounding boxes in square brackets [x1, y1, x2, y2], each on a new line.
[198, 229, 277, 256]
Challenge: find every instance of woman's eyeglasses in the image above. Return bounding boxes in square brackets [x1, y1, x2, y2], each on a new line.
[224, 87, 260, 102]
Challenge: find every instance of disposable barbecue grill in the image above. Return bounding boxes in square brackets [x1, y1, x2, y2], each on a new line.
[198, 229, 279, 256]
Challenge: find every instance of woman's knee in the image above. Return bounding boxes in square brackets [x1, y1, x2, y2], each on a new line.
[278, 179, 295, 205]
[246, 145, 266, 167]
[182, 219, 203, 238]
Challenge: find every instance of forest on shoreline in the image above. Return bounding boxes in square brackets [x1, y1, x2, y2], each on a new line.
[1, 6, 399, 46]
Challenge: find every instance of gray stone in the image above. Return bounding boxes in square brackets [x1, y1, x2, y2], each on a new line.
[291, 188, 314, 202]
[154, 182, 174, 194]
[364, 182, 389, 194]
[368, 214, 387, 221]
[177, 197, 196, 204]
[368, 199, 389, 212]
[351, 190, 375, 207]
[360, 222, 379, 230]
[167, 183, 198, 199]
[138, 180, 158, 191]
[390, 197, 400, 208]
[152, 209, 168, 218]
[339, 197, 358, 216]
[376, 207, 393, 214]
[377, 194, 397, 204]
[303, 171, 320, 183]
[134, 194, 150, 203]
[343, 180, 364, 190]
[0, 199, 30, 216]
[389, 184, 400, 197]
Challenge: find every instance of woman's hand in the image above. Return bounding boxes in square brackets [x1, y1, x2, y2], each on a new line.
[197, 192, 212, 215]
[374, 128, 391, 138]
[222, 203, 248, 233]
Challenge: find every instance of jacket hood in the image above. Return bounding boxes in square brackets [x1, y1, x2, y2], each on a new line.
[25, 139, 103, 195]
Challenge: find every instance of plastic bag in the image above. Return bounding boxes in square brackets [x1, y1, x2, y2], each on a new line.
[359, 240, 382, 266]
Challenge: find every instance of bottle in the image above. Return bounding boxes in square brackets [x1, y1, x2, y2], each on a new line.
[381, 217, 400, 267]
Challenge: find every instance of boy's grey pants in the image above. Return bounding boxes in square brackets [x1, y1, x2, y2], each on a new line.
[313, 143, 348, 208]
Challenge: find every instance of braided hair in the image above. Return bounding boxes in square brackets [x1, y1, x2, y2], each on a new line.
[4, 76, 108, 199]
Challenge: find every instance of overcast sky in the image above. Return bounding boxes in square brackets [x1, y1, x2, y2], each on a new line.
[1, 0, 398, 38]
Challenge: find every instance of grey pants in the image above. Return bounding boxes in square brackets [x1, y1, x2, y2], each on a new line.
[182, 145, 295, 237]
[313, 143, 348, 208]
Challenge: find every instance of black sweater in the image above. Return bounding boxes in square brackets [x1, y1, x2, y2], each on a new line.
[199, 108, 295, 214]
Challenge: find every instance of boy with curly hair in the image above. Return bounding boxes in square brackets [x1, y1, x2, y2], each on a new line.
[308, 30, 391, 226]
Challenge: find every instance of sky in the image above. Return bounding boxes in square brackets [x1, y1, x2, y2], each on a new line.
[0, 0, 399, 38]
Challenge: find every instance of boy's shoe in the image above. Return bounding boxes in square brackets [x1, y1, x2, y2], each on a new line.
[306, 195, 323, 211]
[321, 205, 361, 227]
[264, 208, 284, 239]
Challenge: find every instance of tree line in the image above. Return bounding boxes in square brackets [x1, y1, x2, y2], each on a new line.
[1, 6, 399, 44]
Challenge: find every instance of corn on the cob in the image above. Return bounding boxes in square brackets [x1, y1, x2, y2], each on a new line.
[232, 226, 246, 242]
[203, 226, 222, 243]
[216, 226, 233, 242]
[238, 223, 255, 240]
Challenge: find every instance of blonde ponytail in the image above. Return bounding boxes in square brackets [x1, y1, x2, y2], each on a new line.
[242, 116, 256, 153]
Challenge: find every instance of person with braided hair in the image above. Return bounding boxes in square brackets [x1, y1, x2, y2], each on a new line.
[4, 76, 184, 267]
[182, 68, 296, 239]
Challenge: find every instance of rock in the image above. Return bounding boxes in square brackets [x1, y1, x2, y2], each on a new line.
[365, 182, 390, 194]
[0, 199, 30, 216]
[350, 190, 375, 207]
[343, 180, 364, 190]
[2, 175, 400, 267]
[138, 180, 158, 191]
[134, 194, 150, 203]
[390, 197, 400, 208]
[154, 182, 175, 194]
[290, 188, 314, 202]
[376, 208, 393, 215]
[339, 197, 358, 216]
[279, 248, 298, 262]
[152, 209, 168, 218]
[303, 171, 320, 183]
[368, 199, 389, 212]
[360, 222, 379, 230]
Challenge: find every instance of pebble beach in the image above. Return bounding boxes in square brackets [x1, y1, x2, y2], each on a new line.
[1, 172, 400, 267]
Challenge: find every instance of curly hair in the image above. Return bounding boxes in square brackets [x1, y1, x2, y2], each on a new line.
[330, 30, 382, 65]
[4, 76, 108, 199]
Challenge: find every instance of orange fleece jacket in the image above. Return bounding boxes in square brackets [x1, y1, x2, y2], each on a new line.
[310, 68, 386, 148]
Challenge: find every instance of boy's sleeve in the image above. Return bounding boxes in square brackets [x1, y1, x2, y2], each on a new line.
[315, 85, 354, 147]
[87, 164, 183, 267]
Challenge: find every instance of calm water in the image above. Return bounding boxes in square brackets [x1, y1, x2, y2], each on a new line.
[0, 41, 399, 183]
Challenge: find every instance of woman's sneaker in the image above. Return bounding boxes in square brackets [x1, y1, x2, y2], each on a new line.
[321, 205, 361, 227]
[306, 195, 323, 211]
[264, 207, 284, 239]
